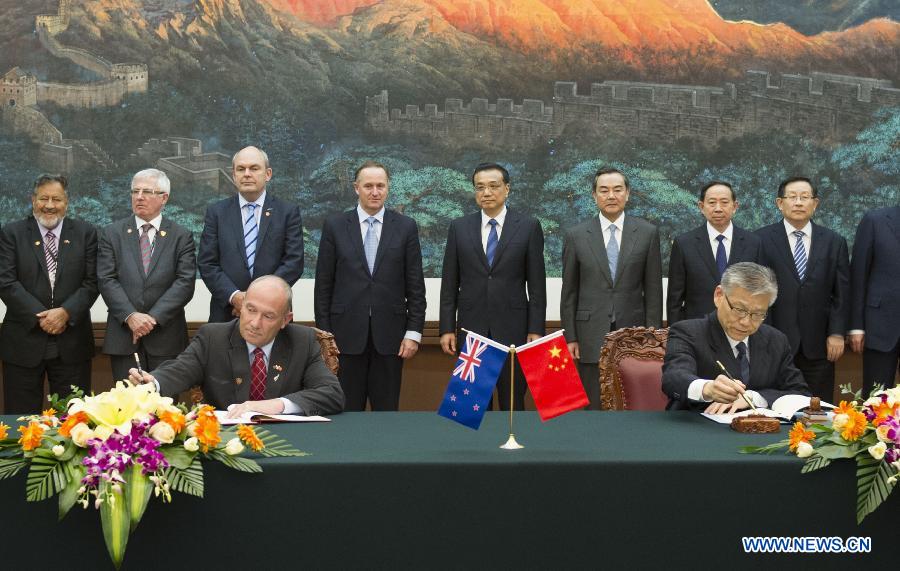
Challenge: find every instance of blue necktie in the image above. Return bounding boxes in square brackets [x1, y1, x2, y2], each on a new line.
[607, 224, 619, 282]
[364, 216, 378, 275]
[793, 230, 807, 281]
[715, 234, 727, 279]
[486, 219, 498, 267]
[243, 203, 258, 276]
[736, 341, 750, 386]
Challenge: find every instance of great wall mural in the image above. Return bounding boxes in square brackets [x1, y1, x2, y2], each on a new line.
[0, 0, 898, 276]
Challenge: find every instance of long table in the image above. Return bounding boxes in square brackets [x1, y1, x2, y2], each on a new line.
[1, 412, 896, 569]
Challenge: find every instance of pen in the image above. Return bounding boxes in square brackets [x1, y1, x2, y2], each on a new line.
[133, 352, 144, 376]
[715, 360, 758, 412]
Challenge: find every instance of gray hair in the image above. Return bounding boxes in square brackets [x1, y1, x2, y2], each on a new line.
[248, 275, 293, 314]
[132, 168, 171, 195]
[720, 262, 778, 306]
[232, 146, 270, 169]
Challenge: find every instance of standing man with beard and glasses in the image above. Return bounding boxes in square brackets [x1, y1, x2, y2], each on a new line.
[0, 175, 98, 414]
[314, 161, 426, 411]
[198, 146, 303, 323]
[439, 162, 546, 411]
[560, 167, 663, 409]
[849, 205, 900, 394]
[756, 177, 850, 400]
[667, 180, 762, 325]
[97, 169, 197, 382]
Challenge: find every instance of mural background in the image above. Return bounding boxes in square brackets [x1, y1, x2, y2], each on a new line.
[1, 0, 898, 278]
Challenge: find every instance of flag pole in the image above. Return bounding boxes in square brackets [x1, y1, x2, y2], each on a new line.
[500, 344, 523, 450]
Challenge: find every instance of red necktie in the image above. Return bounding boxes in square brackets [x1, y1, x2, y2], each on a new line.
[249, 347, 267, 401]
[140, 223, 153, 274]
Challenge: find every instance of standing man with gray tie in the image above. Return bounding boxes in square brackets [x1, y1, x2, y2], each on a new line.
[314, 161, 426, 411]
[97, 169, 197, 381]
[560, 167, 663, 409]
[0, 174, 98, 413]
[198, 146, 304, 323]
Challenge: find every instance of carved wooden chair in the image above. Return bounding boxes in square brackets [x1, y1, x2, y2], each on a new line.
[598, 326, 669, 411]
[188, 327, 340, 405]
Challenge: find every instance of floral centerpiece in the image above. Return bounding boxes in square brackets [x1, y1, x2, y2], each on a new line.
[742, 384, 900, 523]
[0, 382, 306, 569]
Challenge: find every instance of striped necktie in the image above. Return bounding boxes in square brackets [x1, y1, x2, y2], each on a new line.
[140, 223, 153, 274]
[44, 231, 58, 291]
[486, 219, 498, 267]
[244, 203, 258, 276]
[364, 216, 378, 275]
[607, 224, 619, 282]
[793, 230, 807, 281]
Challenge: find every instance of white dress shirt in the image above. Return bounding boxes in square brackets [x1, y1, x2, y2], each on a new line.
[598, 212, 625, 247]
[706, 221, 734, 260]
[230, 191, 267, 304]
[35, 217, 63, 291]
[480, 206, 508, 252]
[135, 213, 162, 244]
[783, 219, 812, 259]
[687, 333, 768, 408]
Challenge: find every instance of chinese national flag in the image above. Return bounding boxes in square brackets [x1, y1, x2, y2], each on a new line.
[516, 330, 588, 421]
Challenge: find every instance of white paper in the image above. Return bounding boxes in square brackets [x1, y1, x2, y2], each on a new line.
[215, 410, 331, 425]
[701, 408, 787, 424]
[701, 395, 835, 425]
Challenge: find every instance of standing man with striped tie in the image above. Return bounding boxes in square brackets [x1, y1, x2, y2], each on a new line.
[198, 146, 304, 323]
[0, 174, 98, 413]
[756, 177, 849, 400]
[97, 169, 197, 381]
[314, 161, 426, 411]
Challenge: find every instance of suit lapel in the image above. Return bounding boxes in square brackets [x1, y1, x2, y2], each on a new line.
[56, 220, 76, 280]
[373, 210, 399, 277]
[264, 329, 293, 399]
[615, 216, 638, 283]
[257, 194, 274, 255]
[708, 313, 739, 378]
[586, 217, 613, 286]
[769, 224, 801, 283]
[693, 226, 719, 281]
[468, 214, 490, 272]
[345, 210, 370, 275]
[803, 222, 825, 281]
[124, 219, 146, 279]
[27, 218, 50, 278]
[886, 207, 900, 246]
[227, 196, 250, 274]
[145, 218, 173, 278]
[747, 330, 769, 390]
[229, 323, 252, 403]
[492, 209, 522, 268]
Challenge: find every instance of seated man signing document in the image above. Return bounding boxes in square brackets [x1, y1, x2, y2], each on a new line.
[662, 262, 810, 413]
[130, 275, 344, 418]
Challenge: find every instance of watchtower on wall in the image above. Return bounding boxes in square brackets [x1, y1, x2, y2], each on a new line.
[1, 68, 37, 108]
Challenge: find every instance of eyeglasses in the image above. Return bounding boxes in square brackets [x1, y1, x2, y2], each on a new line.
[474, 182, 506, 194]
[131, 189, 166, 197]
[723, 293, 767, 322]
[780, 194, 815, 203]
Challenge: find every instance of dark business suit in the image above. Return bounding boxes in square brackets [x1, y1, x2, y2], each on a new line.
[198, 193, 303, 322]
[560, 215, 663, 408]
[152, 321, 344, 415]
[756, 220, 850, 399]
[667, 224, 762, 324]
[0, 216, 98, 413]
[439, 209, 546, 410]
[314, 208, 426, 411]
[97, 216, 197, 381]
[662, 312, 810, 411]
[850, 206, 900, 394]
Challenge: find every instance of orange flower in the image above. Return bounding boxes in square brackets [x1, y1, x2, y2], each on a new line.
[58, 412, 90, 438]
[158, 410, 186, 434]
[17, 421, 44, 451]
[788, 421, 815, 452]
[869, 400, 899, 427]
[42, 408, 57, 418]
[833, 401, 868, 442]
[193, 405, 220, 453]
[236, 424, 264, 452]
[0, 422, 9, 440]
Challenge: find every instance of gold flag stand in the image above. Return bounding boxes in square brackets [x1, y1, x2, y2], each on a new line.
[499, 344, 524, 450]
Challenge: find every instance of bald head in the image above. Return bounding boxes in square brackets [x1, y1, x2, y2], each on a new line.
[232, 146, 272, 201]
[239, 275, 293, 347]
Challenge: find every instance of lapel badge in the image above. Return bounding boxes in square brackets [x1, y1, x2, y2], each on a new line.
[127, 228, 132, 234]
[63, 240, 70, 244]
[35, 241, 41, 246]
[159, 230, 167, 237]
[273, 364, 283, 382]
[235, 377, 243, 385]
[265, 211, 271, 217]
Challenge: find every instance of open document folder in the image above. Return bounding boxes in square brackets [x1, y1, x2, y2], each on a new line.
[701, 394, 834, 425]
[215, 410, 332, 425]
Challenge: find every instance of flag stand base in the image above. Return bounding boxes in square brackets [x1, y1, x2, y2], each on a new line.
[499, 433, 524, 450]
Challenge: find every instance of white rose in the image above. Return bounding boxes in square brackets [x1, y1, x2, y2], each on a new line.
[884, 387, 900, 406]
[876, 425, 890, 443]
[795, 441, 814, 458]
[52, 444, 65, 457]
[832, 413, 848, 430]
[183, 437, 199, 452]
[868, 441, 887, 461]
[185, 423, 197, 437]
[94, 425, 114, 441]
[148, 421, 176, 444]
[69, 423, 94, 448]
[224, 438, 244, 456]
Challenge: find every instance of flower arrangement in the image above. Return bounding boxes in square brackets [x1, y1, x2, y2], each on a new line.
[0, 382, 306, 569]
[742, 384, 900, 523]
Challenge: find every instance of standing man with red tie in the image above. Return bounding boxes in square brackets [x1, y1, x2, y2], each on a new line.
[439, 163, 546, 411]
[0, 175, 98, 413]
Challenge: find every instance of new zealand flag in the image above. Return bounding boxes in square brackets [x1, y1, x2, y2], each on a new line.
[437, 331, 509, 429]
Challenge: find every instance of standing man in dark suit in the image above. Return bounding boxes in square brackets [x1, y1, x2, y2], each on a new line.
[662, 262, 810, 413]
[756, 177, 850, 400]
[97, 169, 197, 381]
[667, 181, 762, 324]
[314, 161, 426, 411]
[439, 162, 546, 411]
[849, 206, 900, 394]
[130, 276, 343, 417]
[198, 146, 303, 322]
[0, 174, 98, 413]
[560, 167, 663, 409]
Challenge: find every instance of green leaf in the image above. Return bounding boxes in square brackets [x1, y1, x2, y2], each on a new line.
[58, 457, 85, 521]
[856, 456, 896, 524]
[165, 456, 204, 498]
[252, 428, 308, 458]
[25, 455, 68, 502]
[816, 443, 862, 460]
[208, 449, 262, 473]
[100, 482, 131, 570]
[800, 454, 832, 474]
[161, 445, 196, 470]
[124, 463, 153, 533]
[0, 457, 29, 480]
[739, 439, 790, 455]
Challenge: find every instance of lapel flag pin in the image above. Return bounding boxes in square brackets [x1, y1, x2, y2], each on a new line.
[159, 230, 166, 237]
[34, 241, 41, 246]
[127, 228, 132, 233]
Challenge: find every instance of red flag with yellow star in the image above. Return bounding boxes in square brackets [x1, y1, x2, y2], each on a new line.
[515, 330, 589, 421]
